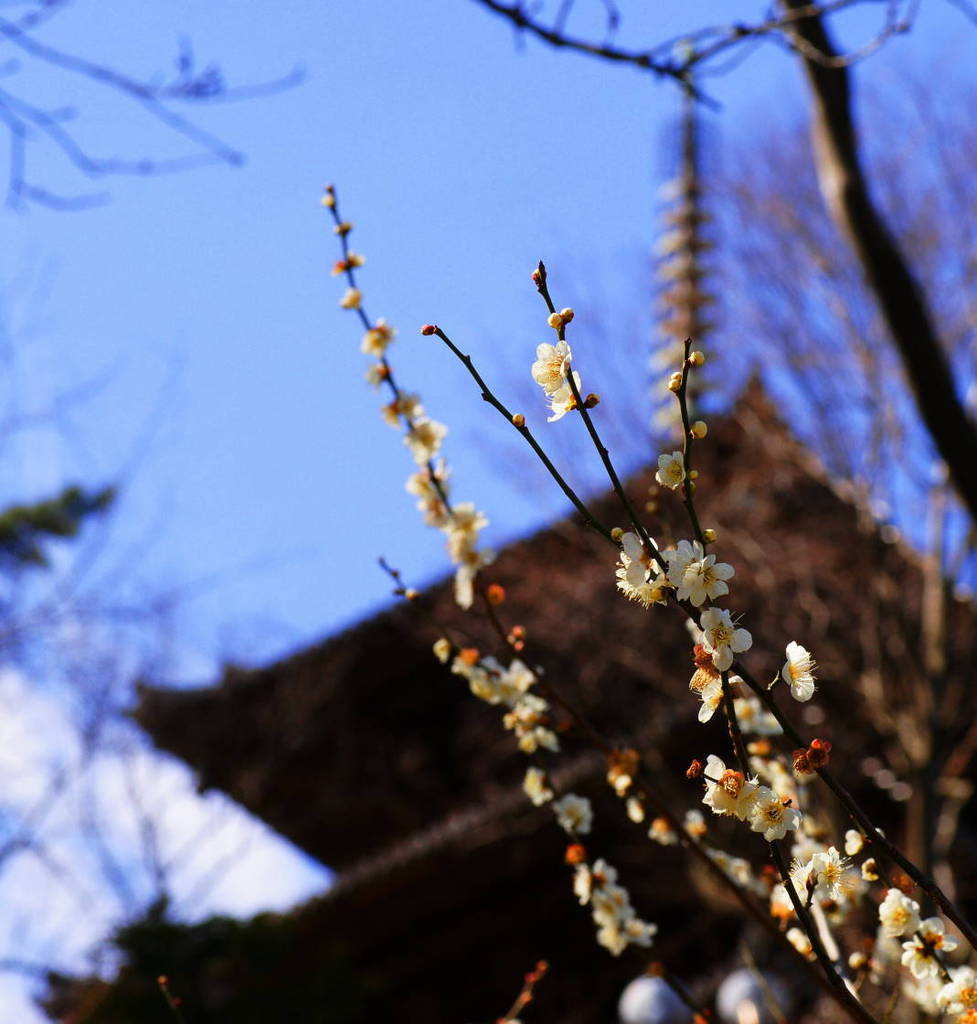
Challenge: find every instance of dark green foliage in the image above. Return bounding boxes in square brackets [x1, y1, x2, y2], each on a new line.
[41, 900, 374, 1024]
[0, 484, 115, 569]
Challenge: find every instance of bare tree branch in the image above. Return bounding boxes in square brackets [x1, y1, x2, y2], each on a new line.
[779, 0, 977, 524]
[0, 1, 303, 208]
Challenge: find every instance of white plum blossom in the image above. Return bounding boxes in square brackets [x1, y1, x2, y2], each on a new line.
[790, 854, 815, 897]
[404, 417, 447, 466]
[621, 916, 658, 949]
[523, 767, 554, 806]
[616, 531, 668, 608]
[700, 607, 753, 672]
[879, 888, 921, 938]
[665, 539, 734, 607]
[811, 847, 850, 901]
[655, 450, 686, 489]
[445, 503, 489, 562]
[577, 858, 657, 956]
[451, 655, 557, 751]
[747, 785, 802, 841]
[698, 676, 724, 723]
[504, 692, 560, 754]
[684, 809, 707, 838]
[753, 755, 799, 804]
[648, 817, 678, 845]
[786, 926, 814, 959]
[454, 657, 533, 705]
[702, 754, 760, 821]
[340, 286, 362, 309]
[845, 829, 865, 856]
[901, 918, 958, 979]
[938, 966, 977, 1016]
[553, 793, 593, 835]
[361, 317, 395, 354]
[545, 373, 581, 422]
[453, 547, 495, 610]
[573, 863, 593, 905]
[770, 883, 793, 921]
[406, 463, 451, 527]
[904, 974, 944, 1017]
[733, 694, 783, 736]
[531, 340, 572, 394]
[381, 391, 422, 428]
[707, 848, 760, 894]
[782, 641, 817, 701]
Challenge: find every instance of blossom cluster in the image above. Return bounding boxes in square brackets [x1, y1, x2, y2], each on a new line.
[571, 856, 658, 956]
[331, 217, 977, 1014]
[326, 193, 493, 609]
[406, 466, 494, 608]
[448, 649, 559, 754]
[879, 889, 959, 980]
[528, 315, 581, 423]
[699, 754, 802, 842]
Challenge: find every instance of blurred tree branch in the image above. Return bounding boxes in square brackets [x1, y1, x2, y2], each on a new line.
[0, 0, 302, 209]
[470, 0, 977, 525]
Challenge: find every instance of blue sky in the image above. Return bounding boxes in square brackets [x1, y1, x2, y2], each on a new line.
[5, 1, 969, 669]
[0, 1, 822, 666]
[0, 0, 974, 1015]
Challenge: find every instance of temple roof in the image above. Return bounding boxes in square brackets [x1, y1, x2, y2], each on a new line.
[133, 381, 971, 872]
[73, 380, 977, 1022]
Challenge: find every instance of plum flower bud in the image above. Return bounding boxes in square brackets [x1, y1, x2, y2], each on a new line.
[845, 829, 864, 856]
[703, 528, 717, 543]
[512, 413, 526, 427]
[339, 287, 362, 309]
[807, 738, 832, 768]
[565, 842, 587, 864]
[334, 221, 352, 236]
[667, 372, 683, 393]
[607, 748, 640, 795]
[691, 420, 708, 439]
[420, 323, 437, 335]
[560, 307, 575, 323]
[792, 748, 812, 775]
[547, 312, 563, 329]
[584, 393, 600, 408]
[626, 796, 645, 823]
[689, 350, 705, 366]
[611, 527, 624, 541]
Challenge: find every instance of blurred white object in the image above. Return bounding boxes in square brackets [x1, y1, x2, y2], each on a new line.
[618, 975, 692, 1024]
[716, 969, 791, 1024]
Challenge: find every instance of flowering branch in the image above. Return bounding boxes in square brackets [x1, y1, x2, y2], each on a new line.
[429, 324, 615, 543]
[496, 960, 548, 1023]
[532, 262, 661, 562]
[768, 841, 877, 1024]
[733, 657, 977, 953]
[327, 191, 977, 1022]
